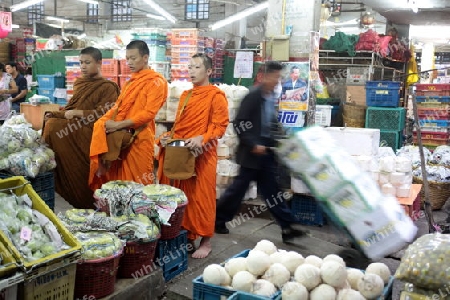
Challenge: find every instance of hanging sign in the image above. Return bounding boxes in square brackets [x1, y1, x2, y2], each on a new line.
[234, 51, 253, 79]
[0, 12, 12, 32]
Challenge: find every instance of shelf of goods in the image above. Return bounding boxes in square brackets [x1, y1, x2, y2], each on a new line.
[132, 30, 168, 62]
[413, 83, 450, 149]
[319, 50, 404, 82]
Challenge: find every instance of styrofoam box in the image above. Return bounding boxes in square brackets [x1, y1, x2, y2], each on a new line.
[315, 105, 333, 126]
[324, 127, 380, 156]
[348, 196, 417, 260]
[291, 176, 311, 194]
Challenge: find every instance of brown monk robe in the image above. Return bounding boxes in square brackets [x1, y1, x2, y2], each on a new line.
[157, 54, 229, 259]
[42, 76, 119, 208]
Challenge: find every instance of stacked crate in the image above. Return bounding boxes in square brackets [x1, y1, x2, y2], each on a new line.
[414, 83, 450, 149]
[364, 81, 403, 151]
[37, 75, 65, 104]
[64, 56, 81, 106]
[170, 28, 204, 82]
[101, 59, 120, 86]
[203, 37, 225, 83]
[10, 38, 35, 63]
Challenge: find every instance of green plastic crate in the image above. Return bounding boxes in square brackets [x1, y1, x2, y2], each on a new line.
[365, 107, 406, 131]
[380, 130, 402, 151]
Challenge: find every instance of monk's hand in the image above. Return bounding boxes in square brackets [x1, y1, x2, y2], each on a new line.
[185, 136, 203, 150]
[160, 135, 170, 147]
[105, 120, 120, 133]
[252, 145, 266, 155]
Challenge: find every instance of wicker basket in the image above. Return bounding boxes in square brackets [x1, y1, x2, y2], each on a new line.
[160, 202, 188, 240]
[74, 251, 122, 299]
[343, 115, 365, 128]
[343, 102, 367, 119]
[413, 177, 450, 210]
[118, 237, 160, 278]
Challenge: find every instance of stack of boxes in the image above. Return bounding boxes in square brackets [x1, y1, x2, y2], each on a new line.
[10, 38, 35, 64]
[204, 37, 225, 83]
[36, 75, 65, 104]
[170, 28, 204, 82]
[65, 56, 82, 106]
[414, 83, 450, 150]
[101, 59, 120, 86]
[364, 81, 404, 151]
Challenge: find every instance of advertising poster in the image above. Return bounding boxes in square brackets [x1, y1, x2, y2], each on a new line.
[279, 61, 310, 112]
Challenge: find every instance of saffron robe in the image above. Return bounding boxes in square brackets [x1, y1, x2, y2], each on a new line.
[42, 77, 120, 208]
[157, 85, 229, 240]
[89, 69, 168, 190]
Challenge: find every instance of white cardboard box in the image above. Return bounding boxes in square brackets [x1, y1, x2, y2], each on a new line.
[348, 197, 417, 260]
[324, 127, 380, 157]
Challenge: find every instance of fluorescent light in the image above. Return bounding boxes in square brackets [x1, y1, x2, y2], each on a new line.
[12, 24, 20, 29]
[77, 0, 99, 4]
[146, 13, 166, 21]
[46, 23, 62, 28]
[142, 0, 177, 23]
[46, 16, 70, 23]
[11, 0, 45, 12]
[210, 1, 268, 31]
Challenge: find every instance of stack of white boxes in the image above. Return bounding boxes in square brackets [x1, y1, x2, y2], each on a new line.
[280, 126, 417, 260]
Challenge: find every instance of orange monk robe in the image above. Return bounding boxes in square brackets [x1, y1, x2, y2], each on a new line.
[157, 85, 229, 241]
[89, 69, 168, 190]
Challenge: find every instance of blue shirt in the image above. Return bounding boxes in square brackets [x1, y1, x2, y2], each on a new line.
[261, 91, 277, 138]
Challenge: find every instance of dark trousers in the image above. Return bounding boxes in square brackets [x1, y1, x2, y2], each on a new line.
[216, 152, 295, 229]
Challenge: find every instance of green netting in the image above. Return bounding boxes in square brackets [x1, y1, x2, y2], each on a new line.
[322, 32, 359, 57]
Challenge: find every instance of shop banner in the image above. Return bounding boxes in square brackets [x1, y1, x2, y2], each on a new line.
[0, 12, 12, 32]
[279, 61, 310, 111]
[278, 110, 305, 127]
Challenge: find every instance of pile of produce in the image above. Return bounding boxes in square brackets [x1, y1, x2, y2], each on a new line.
[395, 233, 450, 291]
[75, 231, 123, 261]
[202, 240, 392, 299]
[0, 192, 69, 262]
[0, 114, 56, 178]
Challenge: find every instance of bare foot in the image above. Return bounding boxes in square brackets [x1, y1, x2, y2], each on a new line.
[191, 237, 211, 259]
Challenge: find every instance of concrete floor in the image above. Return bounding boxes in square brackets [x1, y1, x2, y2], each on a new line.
[54, 193, 447, 300]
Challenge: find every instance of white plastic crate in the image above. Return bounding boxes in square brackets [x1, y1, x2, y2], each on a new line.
[315, 105, 333, 126]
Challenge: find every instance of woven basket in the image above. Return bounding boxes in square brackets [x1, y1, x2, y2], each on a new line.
[74, 251, 122, 299]
[118, 237, 160, 278]
[413, 176, 450, 210]
[343, 102, 367, 120]
[343, 115, 365, 128]
[160, 202, 188, 240]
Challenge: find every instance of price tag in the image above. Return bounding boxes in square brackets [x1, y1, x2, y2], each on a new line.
[20, 227, 32, 241]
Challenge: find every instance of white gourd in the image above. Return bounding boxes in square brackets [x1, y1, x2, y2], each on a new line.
[224, 257, 248, 277]
[231, 271, 256, 293]
[357, 273, 384, 299]
[246, 250, 271, 276]
[203, 264, 227, 286]
[304, 255, 323, 268]
[262, 263, 290, 288]
[310, 284, 337, 300]
[337, 289, 366, 300]
[323, 254, 346, 267]
[253, 239, 277, 255]
[365, 262, 391, 284]
[281, 251, 305, 275]
[320, 261, 348, 288]
[252, 279, 277, 297]
[281, 281, 309, 300]
[347, 268, 365, 290]
[270, 250, 287, 265]
[294, 263, 322, 291]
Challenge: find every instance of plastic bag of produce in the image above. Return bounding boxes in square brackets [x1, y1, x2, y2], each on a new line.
[395, 233, 450, 290]
[75, 231, 123, 261]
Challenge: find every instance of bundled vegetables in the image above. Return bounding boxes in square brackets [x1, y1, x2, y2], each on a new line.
[75, 231, 123, 261]
[0, 192, 68, 262]
[201, 239, 392, 299]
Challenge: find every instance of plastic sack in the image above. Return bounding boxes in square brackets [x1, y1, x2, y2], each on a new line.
[412, 165, 450, 182]
[395, 233, 450, 290]
[397, 145, 432, 169]
[376, 35, 392, 57]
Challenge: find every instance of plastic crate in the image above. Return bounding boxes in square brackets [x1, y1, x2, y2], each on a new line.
[0, 171, 55, 210]
[155, 230, 188, 281]
[416, 95, 450, 103]
[291, 194, 325, 226]
[0, 239, 19, 278]
[417, 107, 450, 120]
[316, 97, 340, 105]
[380, 130, 402, 151]
[228, 291, 281, 300]
[148, 45, 167, 62]
[415, 83, 450, 96]
[193, 250, 280, 300]
[172, 45, 204, 54]
[413, 136, 449, 147]
[365, 107, 406, 131]
[413, 131, 449, 141]
[315, 105, 332, 127]
[365, 81, 401, 107]
[119, 75, 131, 88]
[171, 38, 204, 46]
[172, 28, 202, 39]
[22, 263, 76, 300]
[0, 176, 81, 275]
[104, 75, 119, 85]
[119, 59, 131, 76]
[36, 75, 65, 89]
[101, 59, 119, 76]
[0, 273, 23, 300]
[171, 58, 191, 64]
[346, 67, 370, 85]
[37, 88, 55, 102]
[56, 98, 68, 107]
[417, 119, 450, 131]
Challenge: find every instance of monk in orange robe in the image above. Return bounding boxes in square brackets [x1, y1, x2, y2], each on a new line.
[89, 40, 168, 191]
[157, 54, 229, 259]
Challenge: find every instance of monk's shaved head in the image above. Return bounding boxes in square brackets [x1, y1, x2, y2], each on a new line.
[80, 47, 102, 62]
[192, 53, 212, 70]
[127, 40, 150, 57]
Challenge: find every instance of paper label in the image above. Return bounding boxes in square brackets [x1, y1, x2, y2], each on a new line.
[20, 227, 32, 241]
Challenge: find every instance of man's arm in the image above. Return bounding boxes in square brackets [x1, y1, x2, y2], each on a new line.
[11, 78, 28, 102]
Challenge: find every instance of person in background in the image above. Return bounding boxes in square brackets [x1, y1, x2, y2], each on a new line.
[0, 62, 18, 124]
[89, 40, 168, 190]
[5, 62, 28, 113]
[42, 47, 120, 209]
[281, 65, 307, 101]
[157, 53, 229, 259]
[215, 61, 307, 242]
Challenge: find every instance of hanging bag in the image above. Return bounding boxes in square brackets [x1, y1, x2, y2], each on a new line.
[162, 91, 196, 180]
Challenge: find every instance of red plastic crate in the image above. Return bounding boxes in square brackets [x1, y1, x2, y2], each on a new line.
[413, 135, 448, 146]
[119, 59, 131, 76]
[101, 59, 119, 76]
[416, 83, 450, 96]
[417, 107, 450, 120]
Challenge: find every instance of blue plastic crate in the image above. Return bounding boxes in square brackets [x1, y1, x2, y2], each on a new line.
[365, 81, 401, 107]
[37, 88, 55, 102]
[418, 119, 450, 129]
[55, 98, 68, 106]
[155, 230, 188, 281]
[228, 291, 281, 300]
[291, 194, 325, 226]
[0, 171, 55, 210]
[36, 75, 65, 89]
[416, 95, 450, 103]
[193, 250, 280, 300]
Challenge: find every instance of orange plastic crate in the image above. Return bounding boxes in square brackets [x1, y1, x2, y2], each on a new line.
[172, 29, 201, 39]
[171, 58, 191, 64]
[101, 59, 119, 76]
[416, 84, 450, 96]
[119, 59, 131, 76]
[171, 38, 204, 46]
